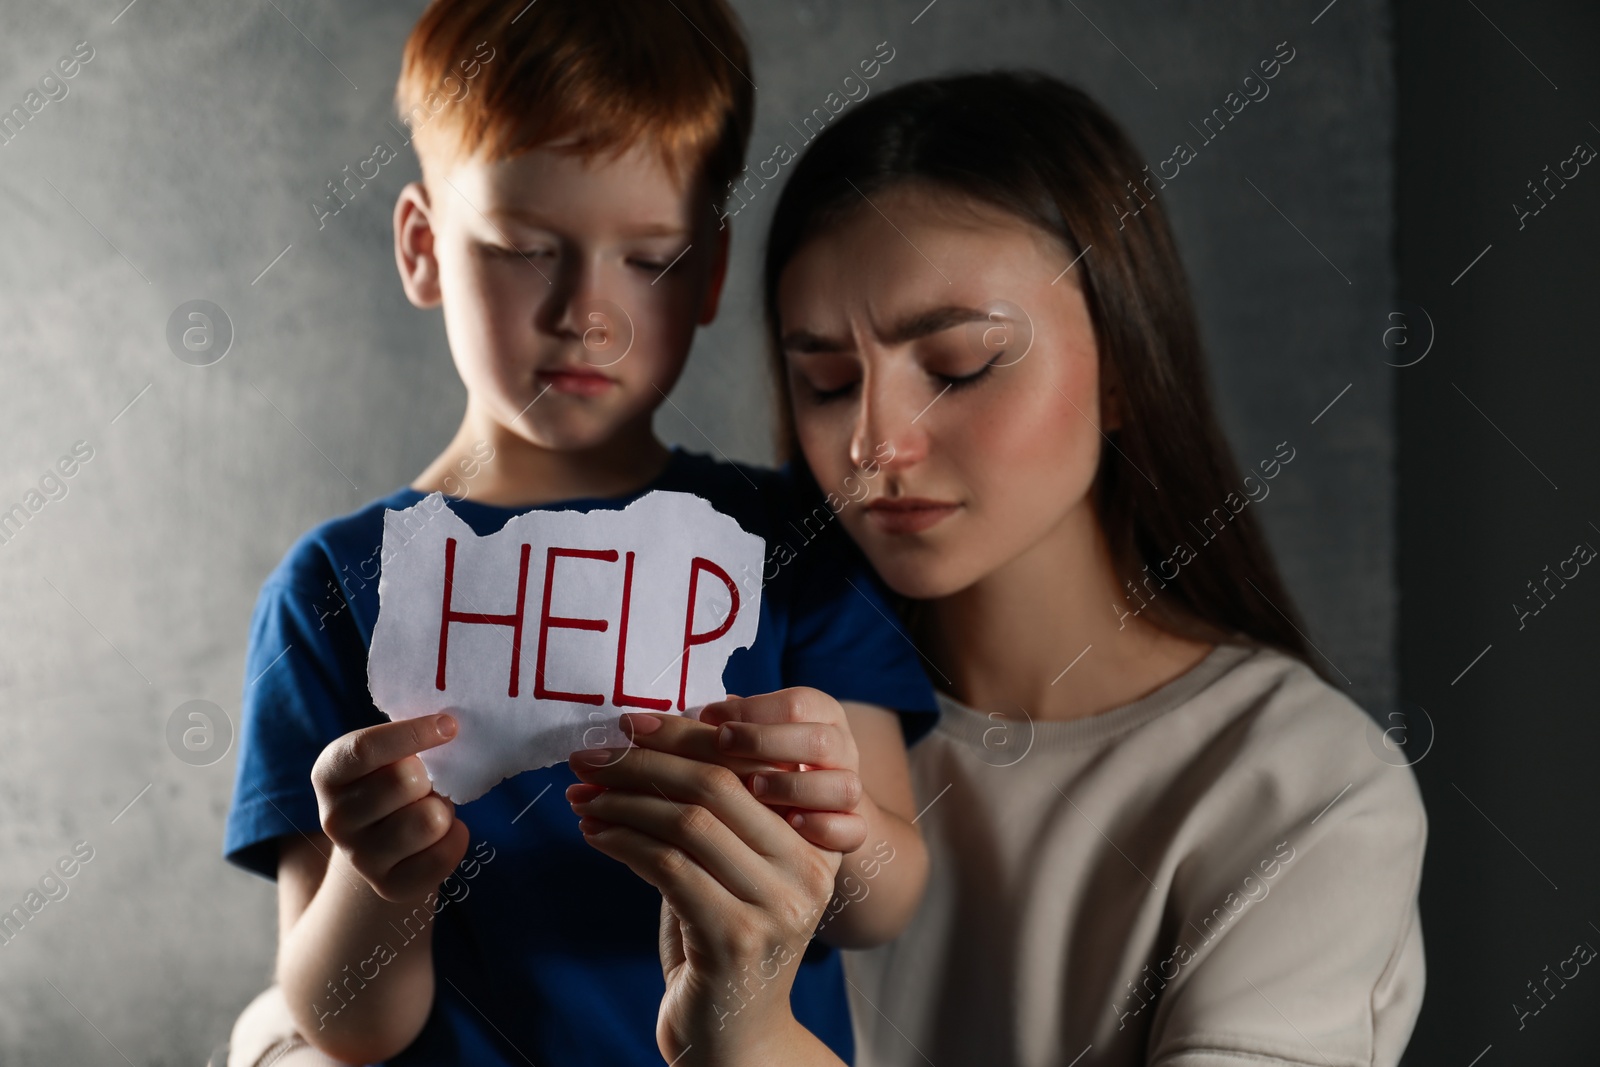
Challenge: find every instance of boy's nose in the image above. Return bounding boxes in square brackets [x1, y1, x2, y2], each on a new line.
[542, 255, 613, 338]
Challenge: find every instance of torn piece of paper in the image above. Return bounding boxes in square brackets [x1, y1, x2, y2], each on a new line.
[368, 490, 765, 803]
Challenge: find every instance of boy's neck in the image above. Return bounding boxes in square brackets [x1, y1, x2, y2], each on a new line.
[411, 403, 672, 508]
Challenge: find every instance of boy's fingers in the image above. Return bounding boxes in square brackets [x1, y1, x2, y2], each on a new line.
[322, 755, 435, 839]
[748, 768, 862, 813]
[348, 792, 457, 877]
[377, 817, 470, 902]
[318, 714, 457, 789]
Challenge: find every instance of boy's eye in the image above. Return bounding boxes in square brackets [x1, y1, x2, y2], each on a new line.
[630, 246, 691, 275]
[488, 244, 555, 260]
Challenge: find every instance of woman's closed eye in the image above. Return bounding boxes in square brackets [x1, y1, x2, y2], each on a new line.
[922, 338, 1012, 392]
[934, 353, 1002, 390]
[796, 350, 1006, 404]
[800, 374, 860, 403]
[790, 351, 860, 403]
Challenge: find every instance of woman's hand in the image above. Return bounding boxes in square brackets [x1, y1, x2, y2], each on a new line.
[700, 688, 871, 853]
[566, 716, 849, 1064]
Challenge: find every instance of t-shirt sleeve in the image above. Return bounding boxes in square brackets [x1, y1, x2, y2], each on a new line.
[223, 558, 383, 880]
[779, 529, 938, 747]
[1146, 755, 1428, 1067]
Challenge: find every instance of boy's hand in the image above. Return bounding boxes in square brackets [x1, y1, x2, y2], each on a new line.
[310, 712, 470, 903]
[614, 687, 871, 854]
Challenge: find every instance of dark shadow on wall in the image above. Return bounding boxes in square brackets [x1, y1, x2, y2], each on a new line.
[1396, 0, 1600, 1062]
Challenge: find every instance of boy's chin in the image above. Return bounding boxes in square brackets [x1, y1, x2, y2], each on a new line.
[501, 408, 642, 453]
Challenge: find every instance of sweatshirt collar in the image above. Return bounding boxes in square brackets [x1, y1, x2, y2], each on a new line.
[931, 642, 1257, 752]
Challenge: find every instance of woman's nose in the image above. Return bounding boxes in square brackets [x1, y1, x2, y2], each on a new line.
[849, 370, 930, 473]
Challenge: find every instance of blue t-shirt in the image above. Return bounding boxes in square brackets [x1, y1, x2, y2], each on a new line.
[223, 447, 938, 1066]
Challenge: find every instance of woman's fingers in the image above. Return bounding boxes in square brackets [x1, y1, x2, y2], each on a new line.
[569, 745, 796, 860]
[700, 689, 859, 771]
[784, 809, 869, 855]
[718, 721, 853, 770]
[705, 688, 843, 728]
[577, 824, 755, 949]
[572, 789, 772, 902]
[750, 767, 862, 812]
[581, 813, 840, 949]
[617, 712, 788, 777]
[694, 692, 743, 728]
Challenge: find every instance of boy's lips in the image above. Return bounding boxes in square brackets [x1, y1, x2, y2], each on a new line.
[537, 366, 616, 397]
[863, 496, 961, 535]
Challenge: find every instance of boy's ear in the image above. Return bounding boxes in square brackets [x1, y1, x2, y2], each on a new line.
[395, 181, 442, 308]
[696, 222, 731, 326]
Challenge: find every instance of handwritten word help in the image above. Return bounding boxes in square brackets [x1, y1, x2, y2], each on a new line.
[368, 490, 764, 802]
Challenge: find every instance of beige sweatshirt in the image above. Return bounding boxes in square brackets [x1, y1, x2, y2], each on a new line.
[844, 642, 1426, 1067]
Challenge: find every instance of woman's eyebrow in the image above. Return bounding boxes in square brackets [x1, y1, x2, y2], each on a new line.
[880, 305, 991, 344]
[783, 305, 992, 354]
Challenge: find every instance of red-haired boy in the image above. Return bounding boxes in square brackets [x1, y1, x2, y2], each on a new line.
[221, 2, 935, 1064]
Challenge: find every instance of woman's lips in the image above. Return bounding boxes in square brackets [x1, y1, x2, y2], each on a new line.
[537, 367, 616, 397]
[863, 497, 960, 534]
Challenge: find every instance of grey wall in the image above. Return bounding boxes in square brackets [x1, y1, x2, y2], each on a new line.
[0, 1, 1396, 1063]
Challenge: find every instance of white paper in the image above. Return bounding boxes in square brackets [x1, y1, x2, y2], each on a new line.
[368, 490, 765, 803]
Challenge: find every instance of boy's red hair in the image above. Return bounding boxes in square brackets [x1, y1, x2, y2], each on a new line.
[396, 0, 754, 203]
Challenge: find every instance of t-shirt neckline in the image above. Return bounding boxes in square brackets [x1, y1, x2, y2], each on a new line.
[932, 641, 1257, 752]
[387, 444, 690, 520]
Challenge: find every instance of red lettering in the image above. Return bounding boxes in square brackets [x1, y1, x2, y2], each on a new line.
[613, 551, 671, 710]
[436, 538, 532, 697]
[678, 557, 740, 711]
[535, 547, 618, 705]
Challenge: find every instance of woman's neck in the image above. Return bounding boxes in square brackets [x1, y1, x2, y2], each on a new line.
[929, 501, 1214, 723]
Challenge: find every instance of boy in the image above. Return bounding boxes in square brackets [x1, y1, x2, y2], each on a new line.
[221, 2, 937, 1065]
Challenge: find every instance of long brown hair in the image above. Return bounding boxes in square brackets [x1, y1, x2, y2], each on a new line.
[761, 70, 1324, 676]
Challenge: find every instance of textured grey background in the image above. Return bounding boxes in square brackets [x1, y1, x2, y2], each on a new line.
[0, 1, 1395, 1063]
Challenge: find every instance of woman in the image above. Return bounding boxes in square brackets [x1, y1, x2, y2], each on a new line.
[566, 71, 1426, 1067]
